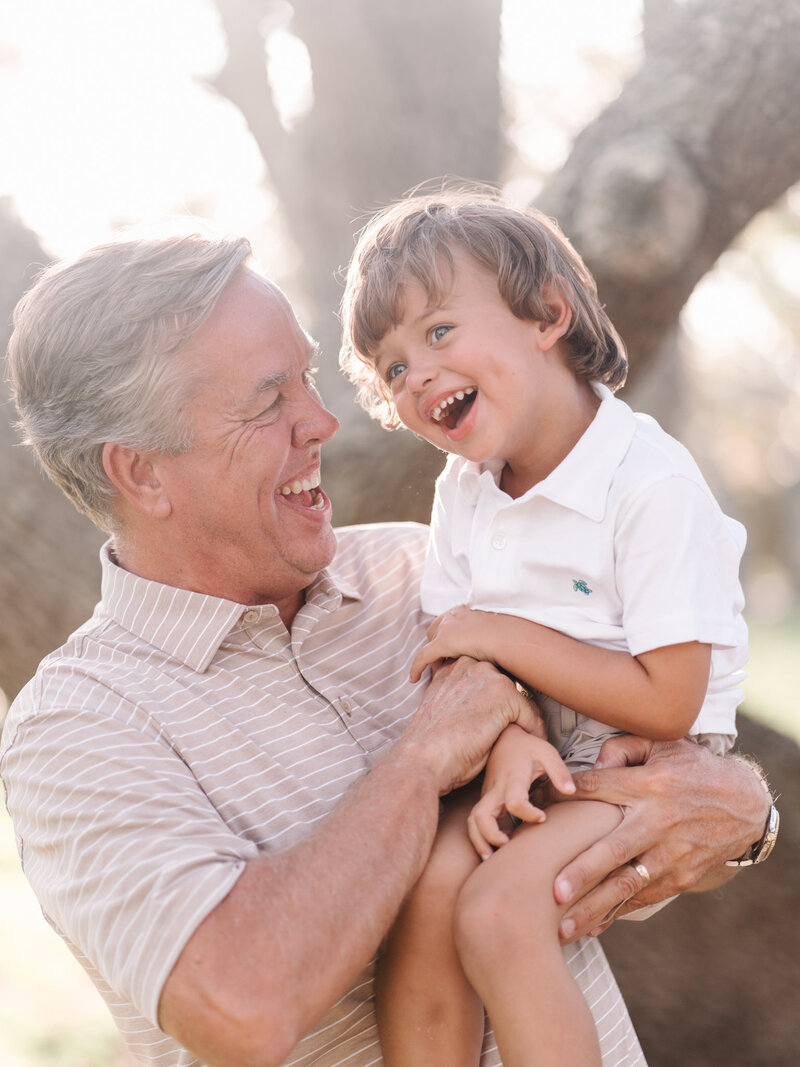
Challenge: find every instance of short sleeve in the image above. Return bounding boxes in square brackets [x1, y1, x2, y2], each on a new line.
[615, 475, 746, 656]
[420, 458, 474, 615]
[1, 701, 256, 1028]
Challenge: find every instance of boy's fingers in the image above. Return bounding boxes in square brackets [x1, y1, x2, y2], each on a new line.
[409, 645, 438, 683]
[506, 796, 546, 823]
[536, 749, 575, 796]
[470, 806, 509, 848]
[466, 819, 493, 859]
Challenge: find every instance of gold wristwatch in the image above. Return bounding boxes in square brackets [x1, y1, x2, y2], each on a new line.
[725, 768, 780, 867]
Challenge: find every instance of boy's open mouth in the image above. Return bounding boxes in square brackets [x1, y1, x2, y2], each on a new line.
[431, 387, 476, 430]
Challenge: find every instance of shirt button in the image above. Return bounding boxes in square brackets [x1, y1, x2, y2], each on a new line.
[340, 698, 353, 716]
[491, 535, 507, 550]
[242, 609, 259, 624]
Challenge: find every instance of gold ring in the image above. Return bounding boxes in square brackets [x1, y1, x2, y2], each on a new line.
[633, 861, 651, 888]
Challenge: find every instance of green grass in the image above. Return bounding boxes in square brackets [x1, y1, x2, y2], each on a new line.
[742, 611, 800, 746]
[0, 805, 135, 1067]
[0, 612, 796, 1062]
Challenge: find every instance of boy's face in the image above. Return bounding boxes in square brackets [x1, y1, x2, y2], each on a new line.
[373, 246, 588, 483]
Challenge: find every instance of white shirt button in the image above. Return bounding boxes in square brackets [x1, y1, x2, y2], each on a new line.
[491, 535, 507, 550]
[242, 609, 259, 624]
[340, 698, 353, 716]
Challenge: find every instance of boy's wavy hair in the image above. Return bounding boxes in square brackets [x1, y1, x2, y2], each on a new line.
[339, 185, 627, 429]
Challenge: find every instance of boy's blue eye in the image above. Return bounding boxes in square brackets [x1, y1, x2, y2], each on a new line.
[430, 324, 451, 343]
[386, 362, 407, 382]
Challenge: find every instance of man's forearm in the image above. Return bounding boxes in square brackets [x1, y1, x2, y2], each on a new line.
[159, 657, 539, 1066]
[159, 743, 442, 1067]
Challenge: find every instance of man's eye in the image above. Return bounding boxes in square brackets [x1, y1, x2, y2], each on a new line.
[430, 324, 451, 343]
[385, 362, 407, 383]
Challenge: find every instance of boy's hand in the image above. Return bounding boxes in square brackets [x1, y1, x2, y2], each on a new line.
[410, 605, 498, 682]
[467, 725, 574, 859]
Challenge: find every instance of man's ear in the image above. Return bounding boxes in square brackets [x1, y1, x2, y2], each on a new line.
[536, 282, 572, 352]
[102, 442, 172, 519]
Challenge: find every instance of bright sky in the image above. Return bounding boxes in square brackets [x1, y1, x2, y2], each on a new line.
[0, 0, 641, 261]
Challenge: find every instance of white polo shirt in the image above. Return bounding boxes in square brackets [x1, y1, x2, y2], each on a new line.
[421, 385, 747, 737]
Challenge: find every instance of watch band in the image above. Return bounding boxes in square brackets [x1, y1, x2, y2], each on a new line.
[725, 766, 780, 867]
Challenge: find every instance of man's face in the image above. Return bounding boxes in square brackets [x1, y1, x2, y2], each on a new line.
[153, 268, 340, 616]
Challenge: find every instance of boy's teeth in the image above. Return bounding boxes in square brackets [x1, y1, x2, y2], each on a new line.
[431, 387, 475, 422]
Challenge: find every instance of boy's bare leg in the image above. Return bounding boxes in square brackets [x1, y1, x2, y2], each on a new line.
[377, 785, 485, 1067]
[455, 799, 624, 1067]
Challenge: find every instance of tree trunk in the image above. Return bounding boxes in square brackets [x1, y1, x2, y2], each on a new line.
[539, 0, 800, 387]
[604, 714, 800, 1067]
[0, 201, 103, 708]
[210, 0, 504, 524]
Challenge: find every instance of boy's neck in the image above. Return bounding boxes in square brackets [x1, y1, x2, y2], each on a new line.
[500, 382, 601, 499]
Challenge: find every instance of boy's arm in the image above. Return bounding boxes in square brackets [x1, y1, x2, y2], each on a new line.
[410, 605, 711, 740]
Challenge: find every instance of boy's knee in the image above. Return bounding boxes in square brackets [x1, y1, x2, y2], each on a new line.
[453, 861, 520, 968]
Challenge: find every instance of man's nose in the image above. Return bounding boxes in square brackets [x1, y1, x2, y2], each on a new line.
[293, 390, 340, 447]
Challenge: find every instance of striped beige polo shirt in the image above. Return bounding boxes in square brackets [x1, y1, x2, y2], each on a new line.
[1, 522, 643, 1066]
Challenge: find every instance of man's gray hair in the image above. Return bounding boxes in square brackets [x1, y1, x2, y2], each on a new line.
[6, 230, 252, 531]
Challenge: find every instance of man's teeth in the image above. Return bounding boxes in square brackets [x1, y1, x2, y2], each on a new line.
[431, 387, 476, 423]
[278, 475, 321, 495]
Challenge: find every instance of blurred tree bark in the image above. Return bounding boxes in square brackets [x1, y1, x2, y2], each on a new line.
[540, 0, 800, 385]
[0, 201, 104, 707]
[210, 0, 503, 525]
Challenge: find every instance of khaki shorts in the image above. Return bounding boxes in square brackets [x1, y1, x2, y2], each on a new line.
[533, 691, 735, 922]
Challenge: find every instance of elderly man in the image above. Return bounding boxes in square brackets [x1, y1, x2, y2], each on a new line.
[2, 231, 776, 1067]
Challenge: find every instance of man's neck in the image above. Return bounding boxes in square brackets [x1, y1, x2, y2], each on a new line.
[110, 537, 307, 629]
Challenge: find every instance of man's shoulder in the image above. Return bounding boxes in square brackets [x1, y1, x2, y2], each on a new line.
[329, 521, 429, 596]
[333, 520, 428, 558]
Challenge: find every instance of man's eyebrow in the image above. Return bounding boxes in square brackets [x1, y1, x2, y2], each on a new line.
[244, 341, 320, 403]
[250, 369, 292, 398]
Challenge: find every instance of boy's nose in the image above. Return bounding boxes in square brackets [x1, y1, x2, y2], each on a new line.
[406, 355, 438, 395]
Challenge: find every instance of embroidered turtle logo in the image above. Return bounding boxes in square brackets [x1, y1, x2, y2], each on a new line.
[572, 579, 592, 595]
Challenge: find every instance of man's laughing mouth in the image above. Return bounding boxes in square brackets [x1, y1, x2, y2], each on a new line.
[278, 472, 326, 510]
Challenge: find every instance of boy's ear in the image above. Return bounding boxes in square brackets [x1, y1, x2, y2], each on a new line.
[102, 442, 173, 520]
[535, 282, 572, 351]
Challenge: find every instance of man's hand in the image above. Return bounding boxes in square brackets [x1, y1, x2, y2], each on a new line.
[397, 657, 545, 795]
[409, 605, 498, 682]
[553, 735, 771, 943]
[468, 724, 574, 859]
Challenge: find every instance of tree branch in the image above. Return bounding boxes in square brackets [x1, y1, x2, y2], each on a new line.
[540, 0, 800, 378]
[208, 0, 289, 173]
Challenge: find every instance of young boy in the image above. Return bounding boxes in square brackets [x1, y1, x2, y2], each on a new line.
[339, 188, 747, 1067]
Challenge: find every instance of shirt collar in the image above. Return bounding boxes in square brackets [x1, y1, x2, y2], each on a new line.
[455, 384, 637, 521]
[98, 542, 363, 673]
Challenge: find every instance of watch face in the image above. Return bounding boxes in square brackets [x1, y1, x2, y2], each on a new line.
[725, 804, 779, 867]
[755, 806, 780, 864]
